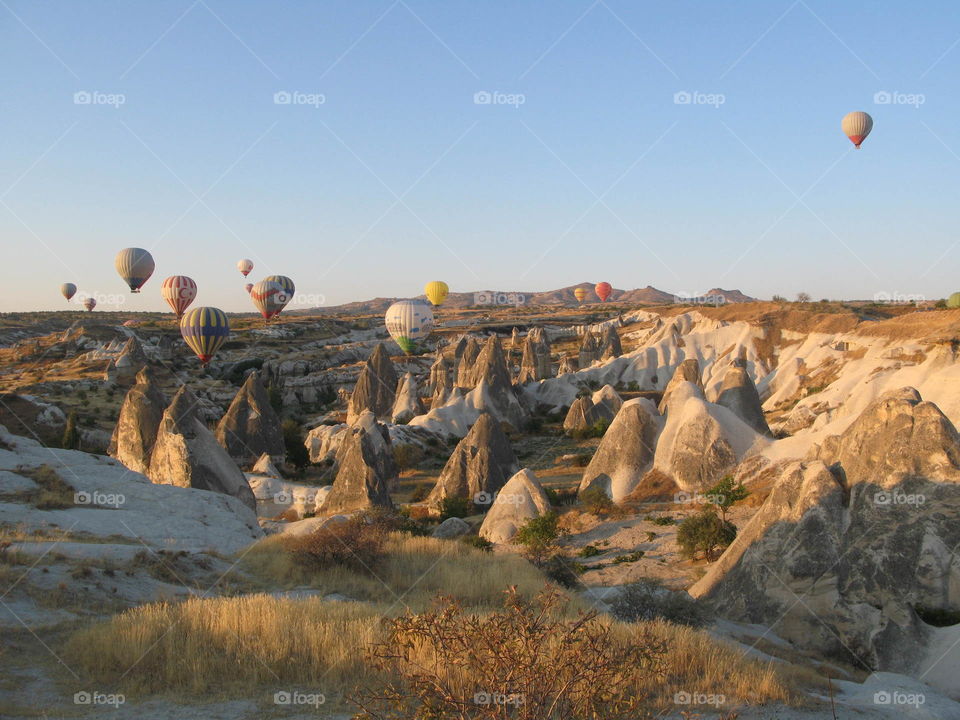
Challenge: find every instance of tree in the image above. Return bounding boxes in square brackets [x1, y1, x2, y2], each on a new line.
[677, 509, 736, 560]
[704, 475, 749, 522]
[796, 292, 811, 303]
[62, 411, 80, 450]
[771, 294, 787, 303]
[515, 512, 563, 565]
[281, 419, 309, 471]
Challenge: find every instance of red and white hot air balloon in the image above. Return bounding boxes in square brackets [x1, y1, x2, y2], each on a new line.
[160, 275, 198, 318]
[82, 297, 96, 312]
[595, 282, 612, 302]
[244, 283, 254, 294]
[842, 111, 873, 149]
[237, 259, 254, 277]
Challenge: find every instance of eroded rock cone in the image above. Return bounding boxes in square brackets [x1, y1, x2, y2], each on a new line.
[691, 387, 960, 676]
[115, 337, 148, 383]
[455, 337, 481, 390]
[579, 398, 662, 501]
[148, 386, 256, 511]
[599, 324, 622, 360]
[658, 359, 704, 414]
[427, 412, 519, 508]
[392, 372, 425, 424]
[347, 343, 397, 424]
[578, 332, 600, 369]
[479, 468, 551, 543]
[516, 331, 552, 384]
[428, 354, 451, 407]
[557, 355, 578, 376]
[215, 371, 284, 465]
[109, 367, 167, 474]
[564, 385, 622, 435]
[716, 366, 771, 436]
[318, 411, 396, 514]
[470, 336, 512, 389]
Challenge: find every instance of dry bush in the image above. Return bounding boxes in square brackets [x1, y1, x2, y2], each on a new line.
[352, 587, 666, 720]
[279, 516, 388, 574]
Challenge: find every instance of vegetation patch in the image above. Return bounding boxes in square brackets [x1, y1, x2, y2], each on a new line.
[19, 465, 75, 510]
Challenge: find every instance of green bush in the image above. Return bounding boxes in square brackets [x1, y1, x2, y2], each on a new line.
[540, 554, 582, 589]
[515, 512, 563, 564]
[578, 544, 602, 558]
[676, 510, 736, 560]
[613, 551, 644, 564]
[61, 411, 80, 450]
[460, 535, 493, 552]
[610, 578, 708, 627]
[439, 496, 472, 521]
[704, 475, 749, 522]
[646, 515, 675, 526]
[580, 486, 615, 516]
[281, 419, 309, 470]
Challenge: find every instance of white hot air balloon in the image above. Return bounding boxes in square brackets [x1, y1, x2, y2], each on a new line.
[115, 247, 155, 292]
[237, 259, 254, 277]
[384, 300, 434, 355]
[842, 111, 873, 149]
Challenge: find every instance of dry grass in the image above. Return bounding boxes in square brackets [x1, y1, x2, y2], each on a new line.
[18, 465, 75, 509]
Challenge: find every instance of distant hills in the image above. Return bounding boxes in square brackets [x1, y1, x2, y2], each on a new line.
[304, 283, 757, 315]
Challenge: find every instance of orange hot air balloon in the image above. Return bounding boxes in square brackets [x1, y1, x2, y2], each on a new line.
[595, 282, 612, 302]
[244, 283, 254, 294]
[574, 287, 588, 303]
[160, 275, 197, 318]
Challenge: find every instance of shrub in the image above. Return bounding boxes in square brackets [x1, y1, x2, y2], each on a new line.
[573, 453, 592, 467]
[439, 496, 473, 520]
[676, 510, 736, 560]
[281, 419, 309, 470]
[61, 412, 80, 450]
[392, 443, 424, 471]
[541, 554, 583, 588]
[280, 517, 387, 573]
[578, 544, 602, 558]
[352, 587, 665, 719]
[612, 551, 644, 564]
[647, 515, 675, 526]
[580, 486, 615, 516]
[572, 418, 610, 439]
[611, 578, 709, 627]
[705, 475, 749, 522]
[514, 512, 563, 565]
[408, 484, 430, 503]
[544, 487, 578, 507]
[645, 531, 656, 542]
[460, 535, 493, 552]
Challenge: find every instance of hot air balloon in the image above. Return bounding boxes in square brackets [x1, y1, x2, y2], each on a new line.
[385, 300, 434, 355]
[842, 111, 873, 149]
[237, 259, 254, 277]
[244, 283, 254, 294]
[180, 306, 230, 366]
[574, 287, 588, 303]
[424, 280, 449, 306]
[595, 282, 612, 302]
[60, 283, 77, 301]
[947, 292, 960, 309]
[115, 248, 155, 292]
[82, 297, 96, 312]
[160, 275, 197, 318]
[250, 277, 294, 319]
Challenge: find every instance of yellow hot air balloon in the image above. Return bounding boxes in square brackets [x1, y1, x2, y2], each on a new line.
[947, 292, 960, 309]
[180, 307, 230, 366]
[115, 248, 155, 292]
[842, 111, 873, 149]
[574, 287, 588, 303]
[424, 280, 449, 306]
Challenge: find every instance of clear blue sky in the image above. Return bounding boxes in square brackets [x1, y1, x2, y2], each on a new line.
[2, 0, 959, 312]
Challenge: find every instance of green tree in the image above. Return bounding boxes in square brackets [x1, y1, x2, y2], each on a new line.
[281, 419, 309, 471]
[515, 511, 563, 564]
[704, 475, 749, 522]
[676, 510, 736, 560]
[61, 412, 80, 450]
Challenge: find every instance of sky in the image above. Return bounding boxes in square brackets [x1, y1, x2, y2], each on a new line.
[2, 0, 960, 312]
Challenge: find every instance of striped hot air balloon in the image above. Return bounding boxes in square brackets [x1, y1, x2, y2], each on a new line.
[385, 300, 434, 355]
[842, 111, 873, 149]
[595, 282, 612, 302]
[82, 297, 96, 312]
[115, 248, 155, 292]
[947, 292, 960, 309]
[574, 287, 588, 303]
[180, 306, 230, 366]
[160, 275, 197, 318]
[424, 280, 449, 306]
[60, 283, 77, 301]
[244, 283, 254, 294]
[252, 275, 294, 318]
[237, 259, 254, 277]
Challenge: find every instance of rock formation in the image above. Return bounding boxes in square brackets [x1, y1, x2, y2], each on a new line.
[658, 359, 704, 413]
[432, 517, 471, 539]
[456, 337, 481, 389]
[392, 372, 425, 424]
[215, 371, 285, 465]
[716, 366, 771, 436]
[599, 324, 622, 360]
[511, 327, 521, 348]
[148, 386, 256, 511]
[114, 337, 148, 384]
[516, 336, 551, 385]
[427, 413, 519, 508]
[251, 452, 281, 477]
[691, 387, 960, 678]
[428, 354, 451, 407]
[557, 355, 578, 376]
[578, 399, 662, 501]
[578, 332, 600, 369]
[109, 367, 168, 475]
[347, 343, 397, 424]
[563, 385, 622, 435]
[479, 468, 552, 543]
[318, 411, 396, 514]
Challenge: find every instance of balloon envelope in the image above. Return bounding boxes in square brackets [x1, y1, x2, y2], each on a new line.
[424, 280, 449, 306]
[948, 292, 960, 309]
[115, 248, 155, 292]
[250, 279, 291, 318]
[244, 283, 254, 294]
[161, 276, 197, 317]
[842, 111, 873, 148]
[385, 300, 434, 354]
[574, 287, 588, 302]
[180, 307, 230, 366]
[60, 283, 77, 301]
[82, 297, 96, 312]
[595, 282, 612, 302]
[237, 259, 254, 277]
